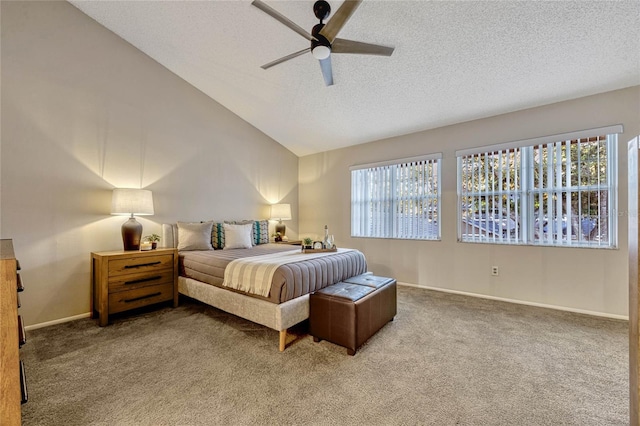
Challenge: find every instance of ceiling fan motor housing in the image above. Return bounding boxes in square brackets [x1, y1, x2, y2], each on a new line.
[311, 23, 331, 59]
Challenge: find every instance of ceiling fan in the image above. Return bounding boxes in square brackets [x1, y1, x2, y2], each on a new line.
[251, 0, 394, 86]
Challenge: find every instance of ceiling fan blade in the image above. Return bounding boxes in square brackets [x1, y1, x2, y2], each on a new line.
[261, 48, 311, 69]
[251, 0, 317, 42]
[319, 0, 362, 43]
[332, 38, 394, 56]
[319, 56, 334, 86]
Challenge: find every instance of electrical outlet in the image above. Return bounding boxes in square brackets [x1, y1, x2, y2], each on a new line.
[491, 266, 499, 276]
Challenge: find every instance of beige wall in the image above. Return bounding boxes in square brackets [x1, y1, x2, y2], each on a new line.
[300, 86, 640, 317]
[0, 1, 298, 326]
[1, 1, 637, 326]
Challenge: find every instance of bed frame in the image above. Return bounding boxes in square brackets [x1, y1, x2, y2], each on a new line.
[179, 276, 309, 351]
[163, 224, 310, 351]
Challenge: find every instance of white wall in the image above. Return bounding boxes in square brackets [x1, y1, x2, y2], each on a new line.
[0, 1, 298, 326]
[300, 86, 640, 317]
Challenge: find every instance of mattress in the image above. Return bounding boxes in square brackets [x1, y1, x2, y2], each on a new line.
[180, 244, 367, 304]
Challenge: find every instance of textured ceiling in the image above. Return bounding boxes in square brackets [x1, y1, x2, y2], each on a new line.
[69, 0, 640, 157]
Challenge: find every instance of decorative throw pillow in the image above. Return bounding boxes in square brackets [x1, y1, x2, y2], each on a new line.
[230, 220, 270, 245]
[211, 222, 225, 249]
[253, 220, 269, 245]
[223, 223, 253, 249]
[177, 221, 214, 251]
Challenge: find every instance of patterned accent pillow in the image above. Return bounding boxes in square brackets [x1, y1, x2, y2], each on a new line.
[211, 222, 226, 249]
[230, 220, 270, 245]
[253, 219, 269, 245]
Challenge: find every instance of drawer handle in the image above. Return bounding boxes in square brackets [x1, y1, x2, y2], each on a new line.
[17, 293, 21, 309]
[20, 360, 28, 404]
[17, 274, 24, 292]
[18, 315, 26, 347]
[124, 292, 162, 303]
[124, 261, 162, 269]
[124, 276, 162, 285]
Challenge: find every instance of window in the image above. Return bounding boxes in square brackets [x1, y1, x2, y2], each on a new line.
[456, 125, 621, 248]
[351, 154, 441, 240]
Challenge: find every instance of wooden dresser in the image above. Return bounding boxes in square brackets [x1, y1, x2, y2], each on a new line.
[1, 239, 27, 425]
[91, 248, 179, 326]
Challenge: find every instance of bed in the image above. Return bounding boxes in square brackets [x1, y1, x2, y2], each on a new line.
[162, 222, 367, 351]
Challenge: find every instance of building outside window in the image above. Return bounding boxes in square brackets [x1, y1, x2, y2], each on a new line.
[351, 154, 441, 240]
[456, 125, 621, 248]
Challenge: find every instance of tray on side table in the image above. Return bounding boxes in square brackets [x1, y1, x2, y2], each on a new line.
[301, 247, 338, 253]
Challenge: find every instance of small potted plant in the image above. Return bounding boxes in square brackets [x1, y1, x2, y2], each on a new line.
[303, 237, 313, 249]
[273, 232, 282, 242]
[144, 234, 161, 249]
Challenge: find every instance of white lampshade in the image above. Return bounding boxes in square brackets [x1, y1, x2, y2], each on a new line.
[270, 203, 292, 221]
[111, 188, 154, 216]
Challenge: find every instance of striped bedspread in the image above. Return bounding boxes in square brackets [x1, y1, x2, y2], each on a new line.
[223, 249, 354, 297]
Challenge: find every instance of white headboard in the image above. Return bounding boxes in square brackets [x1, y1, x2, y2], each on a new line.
[162, 223, 179, 248]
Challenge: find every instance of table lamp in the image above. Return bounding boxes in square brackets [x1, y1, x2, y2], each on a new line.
[270, 203, 292, 237]
[111, 188, 154, 250]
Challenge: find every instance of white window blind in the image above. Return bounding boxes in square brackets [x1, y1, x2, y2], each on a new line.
[457, 126, 620, 248]
[458, 148, 524, 244]
[351, 154, 441, 240]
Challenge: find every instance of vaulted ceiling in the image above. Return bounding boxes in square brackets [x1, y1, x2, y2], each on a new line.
[69, 0, 640, 157]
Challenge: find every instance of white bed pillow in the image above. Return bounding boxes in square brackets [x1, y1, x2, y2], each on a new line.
[177, 221, 214, 251]
[223, 223, 253, 249]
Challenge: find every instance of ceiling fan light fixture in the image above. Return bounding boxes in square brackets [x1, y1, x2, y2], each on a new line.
[312, 45, 331, 60]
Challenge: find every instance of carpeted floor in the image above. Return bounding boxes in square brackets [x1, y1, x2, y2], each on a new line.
[20, 286, 628, 425]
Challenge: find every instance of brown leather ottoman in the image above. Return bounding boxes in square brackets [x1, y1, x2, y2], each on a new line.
[309, 275, 396, 355]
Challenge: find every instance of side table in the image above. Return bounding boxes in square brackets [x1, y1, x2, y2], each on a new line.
[91, 248, 178, 326]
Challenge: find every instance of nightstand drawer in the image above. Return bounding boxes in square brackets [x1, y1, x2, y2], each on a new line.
[108, 254, 174, 277]
[108, 283, 174, 314]
[108, 269, 174, 293]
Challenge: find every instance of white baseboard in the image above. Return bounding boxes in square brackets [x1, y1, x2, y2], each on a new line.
[397, 282, 629, 321]
[24, 283, 628, 330]
[25, 312, 92, 331]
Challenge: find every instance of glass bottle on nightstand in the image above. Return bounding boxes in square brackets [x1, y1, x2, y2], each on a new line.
[323, 225, 332, 249]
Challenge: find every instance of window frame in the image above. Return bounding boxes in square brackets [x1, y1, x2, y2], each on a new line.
[350, 153, 442, 241]
[456, 125, 622, 248]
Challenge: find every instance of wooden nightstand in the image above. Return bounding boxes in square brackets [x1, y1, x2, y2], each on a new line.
[91, 248, 178, 326]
